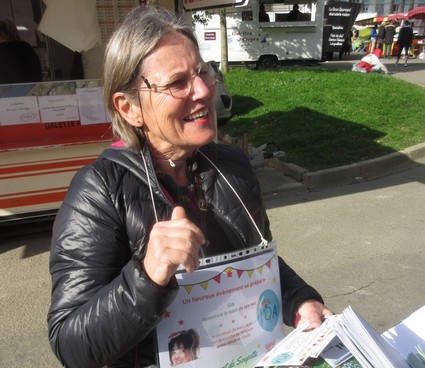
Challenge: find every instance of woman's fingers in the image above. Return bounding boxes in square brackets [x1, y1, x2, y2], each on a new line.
[143, 207, 205, 286]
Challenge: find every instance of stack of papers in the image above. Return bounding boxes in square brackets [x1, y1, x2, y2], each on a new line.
[329, 306, 411, 368]
[256, 305, 425, 368]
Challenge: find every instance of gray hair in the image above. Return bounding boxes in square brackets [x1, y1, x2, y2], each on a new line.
[103, 6, 198, 150]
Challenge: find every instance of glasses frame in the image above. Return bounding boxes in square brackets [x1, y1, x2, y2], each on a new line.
[137, 62, 217, 99]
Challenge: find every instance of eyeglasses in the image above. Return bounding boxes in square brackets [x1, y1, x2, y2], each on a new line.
[138, 62, 217, 99]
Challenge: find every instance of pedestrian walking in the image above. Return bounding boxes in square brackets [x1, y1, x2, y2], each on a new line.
[395, 20, 414, 67]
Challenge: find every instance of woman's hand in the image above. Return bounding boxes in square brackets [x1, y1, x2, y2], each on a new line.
[296, 299, 334, 330]
[143, 206, 206, 286]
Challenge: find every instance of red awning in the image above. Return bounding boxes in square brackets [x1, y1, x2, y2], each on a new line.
[387, 12, 408, 20]
[408, 6, 425, 19]
[373, 13, 408, 23]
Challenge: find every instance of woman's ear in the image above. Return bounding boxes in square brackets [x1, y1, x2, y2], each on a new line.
[112, 92, 143, 127]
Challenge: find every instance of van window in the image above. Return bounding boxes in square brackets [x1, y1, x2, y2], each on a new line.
[262, 2, 315, 22]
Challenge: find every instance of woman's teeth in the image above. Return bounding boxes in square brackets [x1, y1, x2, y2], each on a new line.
[184, 109, 208, 121]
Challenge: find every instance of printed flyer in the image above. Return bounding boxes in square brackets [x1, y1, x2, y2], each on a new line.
[156, 248, 284, 368]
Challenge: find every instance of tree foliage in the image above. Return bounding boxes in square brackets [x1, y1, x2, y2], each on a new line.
[191, 10, 212, 26]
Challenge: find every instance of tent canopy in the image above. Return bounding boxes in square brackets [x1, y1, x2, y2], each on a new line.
[387, 12, 408, 20]
[408, 6, 425, 19]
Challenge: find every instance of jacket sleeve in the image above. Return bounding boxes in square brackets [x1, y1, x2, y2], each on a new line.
[278, 257, 324, 326]
[47, 165, 178, 368]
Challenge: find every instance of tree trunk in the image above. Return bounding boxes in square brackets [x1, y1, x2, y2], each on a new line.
[219, 8, 228, 75]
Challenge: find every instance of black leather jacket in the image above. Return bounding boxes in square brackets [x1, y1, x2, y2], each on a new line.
[48, 143, 323, 368]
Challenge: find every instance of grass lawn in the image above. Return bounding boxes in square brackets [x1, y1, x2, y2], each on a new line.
[220, 67, 425, 171]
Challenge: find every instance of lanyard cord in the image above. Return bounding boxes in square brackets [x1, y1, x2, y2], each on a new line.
[140, 149, 159, 223]
[197, 150, 267, 245]
[140, 148, 267, 245]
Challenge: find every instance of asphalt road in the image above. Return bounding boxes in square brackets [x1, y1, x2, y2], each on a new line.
[264, 155, 425, 334]
[0, 157, 424, 367]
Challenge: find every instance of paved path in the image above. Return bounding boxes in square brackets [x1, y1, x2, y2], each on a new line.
[264, 155, 425, 336]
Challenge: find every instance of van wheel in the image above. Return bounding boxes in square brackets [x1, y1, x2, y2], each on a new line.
[257, 56, 278, 69]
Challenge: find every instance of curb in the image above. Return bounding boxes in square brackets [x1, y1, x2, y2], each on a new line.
[265, 142, 425, 192]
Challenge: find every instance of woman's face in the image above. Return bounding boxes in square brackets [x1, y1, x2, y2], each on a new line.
[170, 343, 192, 365]
[137, 32, 217, 159]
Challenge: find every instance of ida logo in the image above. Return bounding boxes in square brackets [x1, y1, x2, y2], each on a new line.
[256, 289, 280, 332]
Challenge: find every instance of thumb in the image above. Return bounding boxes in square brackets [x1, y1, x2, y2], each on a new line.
[171, 206, 187, 220]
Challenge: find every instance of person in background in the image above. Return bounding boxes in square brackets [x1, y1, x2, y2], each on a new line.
[395, 20, 414, 67]
[383, 21, 396, 58]
[370, 24, 378, 53]
[47, 6, 333, 368]
[377, 21, 386, 50]
[287, 4, 301, 21]
[356, 48, 389, 74]
[339, 31, 352, 60]
[259, 3, 270, 22]
[0, 19, 42, 84]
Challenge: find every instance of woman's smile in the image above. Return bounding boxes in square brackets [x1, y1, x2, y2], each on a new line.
[183, 108, 210, 123]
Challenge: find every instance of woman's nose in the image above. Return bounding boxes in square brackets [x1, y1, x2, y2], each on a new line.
[190, 74, 214, 99]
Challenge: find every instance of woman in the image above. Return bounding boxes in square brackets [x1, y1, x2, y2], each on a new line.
[395, 20, 414, 67]
[47, 6, 332, 368]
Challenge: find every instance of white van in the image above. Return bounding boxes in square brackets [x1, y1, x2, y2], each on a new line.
[192, 0, 325, 68]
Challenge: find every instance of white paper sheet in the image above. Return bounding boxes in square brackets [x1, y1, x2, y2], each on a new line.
[38, 94, 79, 123]
[156, 247, 284, 368]
[76, 87, 108, 125]
[0, 96, 40, 125]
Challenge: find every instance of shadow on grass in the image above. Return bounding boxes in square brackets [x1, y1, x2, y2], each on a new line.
[220, 105, 425, 208]
[230, 94, 263, 116]
[222, 107, 397, 171]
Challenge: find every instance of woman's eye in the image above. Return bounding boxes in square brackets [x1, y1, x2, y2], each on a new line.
[168, 78, 187, 89]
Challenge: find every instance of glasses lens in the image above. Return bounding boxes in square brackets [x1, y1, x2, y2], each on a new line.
[169, 64, 217, 99]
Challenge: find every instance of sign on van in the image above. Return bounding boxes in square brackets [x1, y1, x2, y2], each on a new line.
[183, 0, 247, 11]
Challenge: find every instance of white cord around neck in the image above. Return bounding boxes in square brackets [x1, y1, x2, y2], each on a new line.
[141, 148, 267, 245]
[198, 150, 267, 245]
[141, 150, 159, 223]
